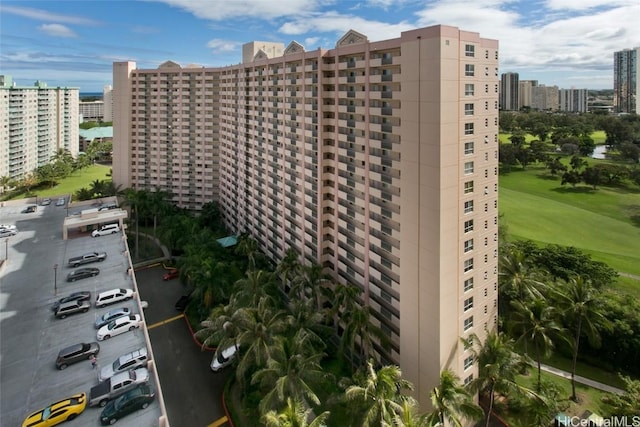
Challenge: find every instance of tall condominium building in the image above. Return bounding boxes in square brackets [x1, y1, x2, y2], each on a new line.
[113, 25, 499, 408]
[613, 47, 639, 113]
[0, 76, 79, 181]
[103, 85, 113, 122]
[531, 84, 559, 111]
[559, 88, 588, 113]
[518, 79, 538, 109]
[500, 72, 519, 111]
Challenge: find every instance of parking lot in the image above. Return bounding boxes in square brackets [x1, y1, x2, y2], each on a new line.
[0, 200, 164, 426]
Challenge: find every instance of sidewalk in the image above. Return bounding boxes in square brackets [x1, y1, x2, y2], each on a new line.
[540, 363, 624, 395]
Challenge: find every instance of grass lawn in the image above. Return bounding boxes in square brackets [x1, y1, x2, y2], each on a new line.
[503, 369, 614, 427]
[499, 164, 640, 277]
[499, 130, 607, 145]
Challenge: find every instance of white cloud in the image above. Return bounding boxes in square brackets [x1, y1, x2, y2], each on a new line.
[38, 24, 77, 38]
[544, 0, 637, 11]
[151, 0, 325, 20]
[0, 5, 99, 25]
[207, 39, 240, 52]
[304, 37, 320, 48]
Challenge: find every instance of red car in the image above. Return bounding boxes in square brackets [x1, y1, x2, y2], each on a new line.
[162, 269, 179, 281]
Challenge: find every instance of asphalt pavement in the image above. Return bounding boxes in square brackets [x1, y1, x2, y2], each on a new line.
[134, 265, 231, 427]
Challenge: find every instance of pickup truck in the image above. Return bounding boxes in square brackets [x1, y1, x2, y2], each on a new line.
[89, 367, 149, 407]
[68, 252, 107, 268]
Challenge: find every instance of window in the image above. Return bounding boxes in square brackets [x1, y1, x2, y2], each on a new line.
[465, 44, 475, 57]
[464, 142, 474, 155]
[464, 239, 474, 253]
[464, 84, 474, 96]
[464, 200, 474, 214]
[464, 103, 474, 115]
[465, 123, 474, 135]
[464, 316, 474, 331]
[464, 374, 473, 386]
[464, 181, 474, 194]
[465, 64, 475, 76]
[464, 355, 474, 370]
[464, 219, 474, 233]
[464, 161, 474, 175]
[464, 258, 474, 273]
[464, 277, 474, 292]
[464, 297, 474, 311]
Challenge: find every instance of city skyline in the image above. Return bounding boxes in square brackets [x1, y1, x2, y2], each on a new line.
[1, 0, 639, 92]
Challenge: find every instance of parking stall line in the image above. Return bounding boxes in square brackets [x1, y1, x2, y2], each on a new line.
[147, 313, 185, 330]
[208, 416, 229, 427]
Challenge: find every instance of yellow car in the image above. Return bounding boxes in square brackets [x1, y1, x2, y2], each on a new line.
[22, 392, 87, 427]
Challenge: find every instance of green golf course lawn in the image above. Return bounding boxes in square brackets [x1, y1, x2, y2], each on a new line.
[499, 165, 640, 277]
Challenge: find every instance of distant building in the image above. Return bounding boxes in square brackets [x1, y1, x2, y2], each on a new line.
[103, 85, 113, 122]
[531, 84, 559, 111]
[613, 47, 639, 113]
[518, 80, 538, 109]
[113, 25, 499, 410]
[500, 72, 519, 110]
[559, 88, 588, 113]
[79, 100, 104, 122]
[0, 76, 79, 181]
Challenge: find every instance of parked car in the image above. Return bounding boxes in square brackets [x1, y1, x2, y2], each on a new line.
[0, 228, 17, 238]
[97, 315, 142, 341]
[162, 269, 179, 281]
[95, 288, 134, 308]
[99, 384, 155, 425]
[21, 392, 87, 427]
[56, 197, 66, 206]
[0, 224, 17, 231]
[89, 367, 149, 407]
[22, 205, 37, 213]
[68, 251, 107, 268]
[56, 342, 100, 370]
[92, 223, 120, 237]
[51, 291, 92, 312]
[174, 294, 191, 311]
[41, 198, 52, 206]
[54, 300, 91, 319]
[95, 307, 131, 329]
[66, 267, 100, 282]
[99, 348, 148, 381]
[210, 344, 239, 372]
[98, 203, 118, 211]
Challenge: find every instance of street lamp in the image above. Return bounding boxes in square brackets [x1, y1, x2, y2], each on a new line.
[53, 264, 58, 296]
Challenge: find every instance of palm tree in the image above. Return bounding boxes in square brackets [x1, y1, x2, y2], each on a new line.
[509, 298, 567, 391]
[464, 331, 536, 427]
[326, 282, 362, 334]
[236, 233, 260, 271]
[261, 397, 330, 427]
[0, 175, 11, 194]
[499, 248, 545, 304]
[423, 369, 483, 427]
[392, 398, 429, 427]
[147, 188, 171, 239]
[252, 330, 331, 413]
[293, 262, 331, 311]
[234, 296, 288, 384]
[285, 299, 331, 347]
[276, 247, 301, 293]
[345, 360, 414, 427]
[122, 188, 148, 260]
[234, 269, 277, 308]
[553, 276, 610, 401]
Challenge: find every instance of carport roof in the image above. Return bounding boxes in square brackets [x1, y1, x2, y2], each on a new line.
[216, 235, 237, 248]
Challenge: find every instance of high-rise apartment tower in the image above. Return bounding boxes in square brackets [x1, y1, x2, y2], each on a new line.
[500, 72, 519, 111]
[0, 76, 79, 181]
[112, 25, 499, 408]
[613, 48, 639, 113]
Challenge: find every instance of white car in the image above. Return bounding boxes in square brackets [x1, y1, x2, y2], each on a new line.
[56, 197, 66, 206]
[210, 344, 238, 371]
[0, 228, 17, 238]
[97, 315, 142, 341]
[0, 224, 17, 231]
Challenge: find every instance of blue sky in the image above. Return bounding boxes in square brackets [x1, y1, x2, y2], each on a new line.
[1, 0, 638, 92]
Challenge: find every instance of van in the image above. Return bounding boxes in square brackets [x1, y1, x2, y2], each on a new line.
[92, 223, 120, 237]
[95, 288, 134, 308]
[99, 347, 149, 381]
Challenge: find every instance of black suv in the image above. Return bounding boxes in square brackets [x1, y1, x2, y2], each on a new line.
[56, 342, 100, 369]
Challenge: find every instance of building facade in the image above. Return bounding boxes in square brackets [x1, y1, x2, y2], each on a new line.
[103, 85, 113, 122]
[500, 72, 519, 110]
[559, 88, 588, 113]
[613, 47, 639, 113]
[113, 25, 499, 408]
[518, 79, 537, 109]
[531, 84, 559, 111]
[0, 76, 79, 181]
[79, 100, 104, 122]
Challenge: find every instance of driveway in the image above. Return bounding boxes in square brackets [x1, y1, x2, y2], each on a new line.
[134, 265, 231, 427]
